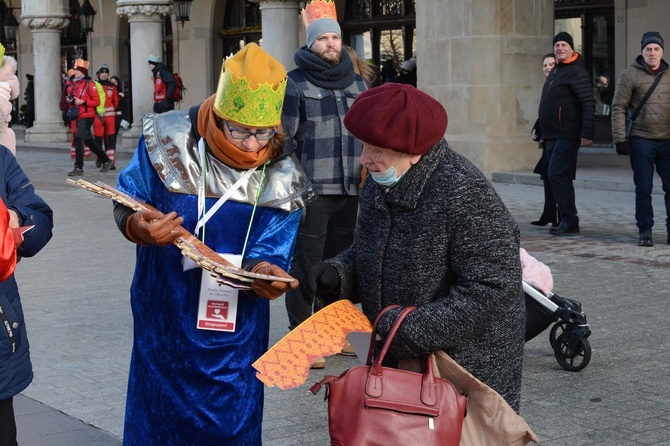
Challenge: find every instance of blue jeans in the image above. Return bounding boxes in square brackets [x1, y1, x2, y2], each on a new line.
[629, 137, 670, 233]
[285, 195, 359, 329]
[546, 139, 580, 224]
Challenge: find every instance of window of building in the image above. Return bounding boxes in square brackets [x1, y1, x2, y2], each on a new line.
[342, 0, 416, 84]
[220, 0, 262, 57]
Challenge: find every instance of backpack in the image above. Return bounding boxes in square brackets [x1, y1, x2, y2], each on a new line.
[173, 73, 186, 103]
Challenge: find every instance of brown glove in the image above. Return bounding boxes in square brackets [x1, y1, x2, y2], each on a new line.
[125, 210, 184, 247]
[251, 262, 299, 300]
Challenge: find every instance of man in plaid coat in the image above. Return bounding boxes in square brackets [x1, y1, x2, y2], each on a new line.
[281, 1, 367, 364]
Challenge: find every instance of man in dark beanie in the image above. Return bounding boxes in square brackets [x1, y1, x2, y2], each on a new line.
[302, 83, 527, 415]
[611, 32, 670, 247]
[281, 0, 367, 368]
[538, 31, 594, 235]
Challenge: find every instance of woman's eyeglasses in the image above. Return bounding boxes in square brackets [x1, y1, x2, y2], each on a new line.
[224, 121, 277, 141]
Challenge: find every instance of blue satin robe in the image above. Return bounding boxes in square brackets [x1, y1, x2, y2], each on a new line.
[117, 137, 301, 445]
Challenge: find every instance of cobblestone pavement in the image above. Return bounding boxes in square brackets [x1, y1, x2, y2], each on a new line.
[12, 140, 670, 445]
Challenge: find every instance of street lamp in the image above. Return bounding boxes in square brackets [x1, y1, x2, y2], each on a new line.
[2, 1, 18, 49]
[173, 0, 194, 28]
[79, 0, 96, 36]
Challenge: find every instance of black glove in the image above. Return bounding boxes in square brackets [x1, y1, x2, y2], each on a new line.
[301, 262, 341, 305]
[616, 142, 630, 156]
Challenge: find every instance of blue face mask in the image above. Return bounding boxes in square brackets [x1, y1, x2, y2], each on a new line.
[369, 154, 406, 187]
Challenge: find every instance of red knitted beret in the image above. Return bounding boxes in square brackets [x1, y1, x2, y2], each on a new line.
[344, 83, 447, 155]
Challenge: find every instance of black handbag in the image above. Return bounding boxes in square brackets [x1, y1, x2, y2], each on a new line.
[65, 106, 79, 120]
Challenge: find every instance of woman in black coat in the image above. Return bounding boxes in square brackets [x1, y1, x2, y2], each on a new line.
[304, 84, 525, 412]
[530, 53, 559, 227]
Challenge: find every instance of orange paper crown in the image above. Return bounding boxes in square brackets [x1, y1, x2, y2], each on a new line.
[75, 59, 89, 70]
[303, 0, 337, 24]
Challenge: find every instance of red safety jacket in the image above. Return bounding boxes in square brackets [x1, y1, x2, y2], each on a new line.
[67, 77, 100, 119]
[153, 75, 168, 102]
[98, 80, 119, 118]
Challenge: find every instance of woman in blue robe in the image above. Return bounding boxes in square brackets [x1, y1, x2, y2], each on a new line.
[113, 43, 314, 445]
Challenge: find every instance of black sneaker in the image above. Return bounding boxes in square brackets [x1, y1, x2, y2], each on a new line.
[68, 167, 84, 177]
[100, 160, 113, 172]
[95, 158, 101, 168]
[639, 231, 653, 247]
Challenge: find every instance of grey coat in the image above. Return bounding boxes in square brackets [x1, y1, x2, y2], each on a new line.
[328, 140, 525, 411]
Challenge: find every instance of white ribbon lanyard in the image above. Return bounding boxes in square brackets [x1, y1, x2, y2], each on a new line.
[194, 137, 257, 237]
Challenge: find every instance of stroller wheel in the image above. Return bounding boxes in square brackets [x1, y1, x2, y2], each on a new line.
[549, 322, 566, 350]
[554, 332, 591, 372]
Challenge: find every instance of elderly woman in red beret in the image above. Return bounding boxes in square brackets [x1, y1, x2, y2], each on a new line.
[303, 83, 526, 412]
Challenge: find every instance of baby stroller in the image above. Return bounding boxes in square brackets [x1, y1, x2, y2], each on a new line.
[521, 249, 592, 372]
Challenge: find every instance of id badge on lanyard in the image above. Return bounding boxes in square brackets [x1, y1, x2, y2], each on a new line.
[185, 138, 261, 332]
[196, 253, 242, 332]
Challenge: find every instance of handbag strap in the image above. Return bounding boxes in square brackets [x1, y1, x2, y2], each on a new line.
[365, 304, 402, 365]
[368, 306, 416, 373]
[631, 71, 664, 122]
[365, 306, 440, 406]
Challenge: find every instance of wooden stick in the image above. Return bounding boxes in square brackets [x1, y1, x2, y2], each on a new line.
[67, 179, 294, 287]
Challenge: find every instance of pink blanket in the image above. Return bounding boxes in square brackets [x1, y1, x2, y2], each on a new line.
[520, 248, 553, 296]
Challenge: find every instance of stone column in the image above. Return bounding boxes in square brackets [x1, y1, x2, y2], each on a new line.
[22, 0, 70, 143]
[418, 0, 554, 178]
[116, 1, 172, 148]
[255, 0, 301, 70]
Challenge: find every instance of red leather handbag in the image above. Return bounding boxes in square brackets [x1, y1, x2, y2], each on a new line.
[310, 305, 468, 446]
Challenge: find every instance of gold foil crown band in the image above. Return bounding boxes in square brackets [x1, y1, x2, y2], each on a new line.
[213, 43, 287, 127]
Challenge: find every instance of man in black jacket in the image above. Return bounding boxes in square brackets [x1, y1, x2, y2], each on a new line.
[148, 54, 176, 114]
[538, 32, 594, 235]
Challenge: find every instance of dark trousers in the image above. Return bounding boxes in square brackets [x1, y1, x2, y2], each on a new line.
[546, 139, 580, 224]
[285, 195, 359, 329]
[540, 177, 559, 222]
[0, 397, 17, 446]
[629, 136, 670, 233]
[74, 117, 109, 169]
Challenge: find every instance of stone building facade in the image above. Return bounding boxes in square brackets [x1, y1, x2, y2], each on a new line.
[7, 0, 670, 177]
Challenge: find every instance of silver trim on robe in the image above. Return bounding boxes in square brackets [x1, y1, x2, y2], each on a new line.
[142, 111, 316, 213]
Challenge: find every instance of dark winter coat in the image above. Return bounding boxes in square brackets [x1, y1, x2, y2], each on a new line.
[538, 52, 594, 141]
[327, 140, 525, 411]
[151, 63, 176, 114]
[0, 148, 53, 401]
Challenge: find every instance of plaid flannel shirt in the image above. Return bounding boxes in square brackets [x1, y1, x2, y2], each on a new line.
[282, 69, 367, 195]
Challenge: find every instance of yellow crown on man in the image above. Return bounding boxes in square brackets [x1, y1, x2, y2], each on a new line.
[301, 0, 341, 49]
[213, 43, 287, 127]
[303, 0, 337, 24]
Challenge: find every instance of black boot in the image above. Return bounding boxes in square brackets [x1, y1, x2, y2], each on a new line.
[549, 221, 579, 235]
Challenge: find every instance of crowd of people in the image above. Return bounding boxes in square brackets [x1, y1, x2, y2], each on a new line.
[60, 59, 131, 175]
[531, 30, 670, 248]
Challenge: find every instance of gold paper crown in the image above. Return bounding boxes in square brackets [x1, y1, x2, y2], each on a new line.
[75, 59, 89, 70]
[213, 43, 287, 127]
[303, 0, 337, 25]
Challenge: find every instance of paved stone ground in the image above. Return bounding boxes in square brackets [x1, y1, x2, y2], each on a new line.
[11, 137, 670, 445]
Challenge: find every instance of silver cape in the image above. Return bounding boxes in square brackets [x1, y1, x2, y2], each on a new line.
[142, 111, 316, 213]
